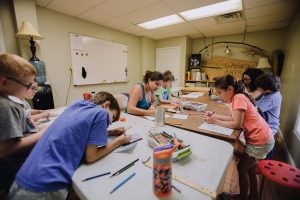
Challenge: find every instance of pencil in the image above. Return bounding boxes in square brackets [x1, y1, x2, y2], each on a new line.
[165, 122, 182, 125]
[172, 185, 182, 193]
[148, 131, 161, 145]
[110, 158, 139, 178]
[208, 111, 215, 117]
[121, 138, 143, 146]
[82, 172, 111, 182]
[109, 172, 136, 194]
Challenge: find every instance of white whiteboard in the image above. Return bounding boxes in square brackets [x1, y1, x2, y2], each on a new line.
[69, 33, 128, 85]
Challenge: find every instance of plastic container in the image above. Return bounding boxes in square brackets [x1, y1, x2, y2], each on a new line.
[153, 144, 177, 197]
[155, 106, 165, 127]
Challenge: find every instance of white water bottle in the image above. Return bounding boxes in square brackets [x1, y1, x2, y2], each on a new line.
[155, 106, 165, 127]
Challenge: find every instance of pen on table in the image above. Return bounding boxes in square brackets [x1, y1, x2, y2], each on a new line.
[109, 172, 136, 194]
[172, 184, 182, 193]
[82, 172, 111, 182]
[121, 138, 143, 146]
[110, 158, 139, 178]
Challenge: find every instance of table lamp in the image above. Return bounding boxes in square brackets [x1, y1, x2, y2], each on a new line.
[16, 21, 47, 84]
[256, 57, 272, 70]
[16, 21, 44, 61]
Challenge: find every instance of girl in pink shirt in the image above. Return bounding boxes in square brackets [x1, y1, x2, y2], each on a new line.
[204, 75, 274, 200]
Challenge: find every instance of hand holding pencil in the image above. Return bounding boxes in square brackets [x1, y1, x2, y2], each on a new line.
[203, 111, 216, 124]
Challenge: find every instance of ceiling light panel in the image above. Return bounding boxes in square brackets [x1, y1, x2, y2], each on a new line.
[179, 0, 243, 21]
[138, 14, 184, 30]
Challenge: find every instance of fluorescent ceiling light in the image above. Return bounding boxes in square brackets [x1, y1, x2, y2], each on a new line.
[138, 14, 184, 30]
[179, 0, 243, 21]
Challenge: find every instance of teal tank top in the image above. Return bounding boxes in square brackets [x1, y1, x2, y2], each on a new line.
[136, 83, 151, 110]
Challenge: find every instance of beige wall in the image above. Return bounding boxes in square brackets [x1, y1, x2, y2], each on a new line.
[156, 36, 190, 86]
[140, 37, 156, 77]
[0, 0, 18, 54]
[280, 10, 300, 168]
[36, 7, 141, 107]
[192, 29, 286, 63]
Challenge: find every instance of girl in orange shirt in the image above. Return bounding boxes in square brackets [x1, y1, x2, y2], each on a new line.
[204, 75, 274, 200]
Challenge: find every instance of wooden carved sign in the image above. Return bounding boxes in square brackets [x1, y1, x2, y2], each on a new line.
[202, 56, 257, 81]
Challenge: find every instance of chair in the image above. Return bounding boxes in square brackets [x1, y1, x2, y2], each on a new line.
[114, 93, 129, 111]
[257, 160, 300, 199]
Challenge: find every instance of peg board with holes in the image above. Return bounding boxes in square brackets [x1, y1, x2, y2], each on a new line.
[202, 56, 257, 81]
[69, 33, 128, 85]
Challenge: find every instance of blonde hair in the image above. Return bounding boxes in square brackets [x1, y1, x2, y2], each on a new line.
[0, 53, 36, 78]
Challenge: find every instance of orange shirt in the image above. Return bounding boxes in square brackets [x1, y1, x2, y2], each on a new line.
[230, 94, 271, 145]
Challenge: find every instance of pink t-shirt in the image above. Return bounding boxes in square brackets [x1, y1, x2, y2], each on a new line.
[230, 94, 271, 145]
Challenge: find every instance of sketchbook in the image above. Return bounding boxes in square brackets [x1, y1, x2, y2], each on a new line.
[198, 123, 233, 136]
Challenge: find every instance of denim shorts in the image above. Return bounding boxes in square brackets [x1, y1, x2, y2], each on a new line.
[245, 136, 275, 160]
[7, 181, 68, 200]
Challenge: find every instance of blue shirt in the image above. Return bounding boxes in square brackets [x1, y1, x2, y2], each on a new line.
[256, 91, 282, 135]
[16, 100, 109, 192]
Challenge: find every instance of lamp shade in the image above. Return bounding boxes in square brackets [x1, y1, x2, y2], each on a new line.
[257, 57, 271, 69]
[16, 22, 44, 40]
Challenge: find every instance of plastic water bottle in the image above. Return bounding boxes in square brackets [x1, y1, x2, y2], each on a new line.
[153, 146, 173, 197]
[155, 106, 165, 127]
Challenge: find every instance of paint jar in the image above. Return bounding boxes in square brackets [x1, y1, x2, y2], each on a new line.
[155, 106, 165, 127]
[153, 145, 174, 197]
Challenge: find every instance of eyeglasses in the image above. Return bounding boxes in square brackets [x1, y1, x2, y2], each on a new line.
[6, 77, 33, 89]
[31, 86, 38, 92]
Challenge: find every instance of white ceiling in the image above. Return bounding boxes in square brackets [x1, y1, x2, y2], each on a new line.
[35, 0, 300, 40]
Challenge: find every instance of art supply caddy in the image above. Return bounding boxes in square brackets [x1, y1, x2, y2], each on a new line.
[147, 129, 192, 162]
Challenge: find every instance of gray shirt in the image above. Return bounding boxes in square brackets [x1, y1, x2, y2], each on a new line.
[0, 95, 25, 141]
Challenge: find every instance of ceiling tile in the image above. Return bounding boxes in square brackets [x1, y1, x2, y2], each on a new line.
[200, 21, 246, 37]
[190, 17, 217, 28]
[162, 0, 225, 13]
[46, 0, 90, 16]
[247, 21, 289, 32]
[118, 25, 146, 34]
[94, 0, 158, 17]
[75, 0, 106, 7]
[122, 2, 173, 24]
[101, 18, 133, 30]
[245, 0, 299, 19]
[79, 8, 114, 24]
[247, 12, 293, 26]
[244, 0, 295, 9]
[150, 22, 198, 35]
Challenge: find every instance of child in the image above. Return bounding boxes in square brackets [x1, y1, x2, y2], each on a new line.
[0, 53, 47, 196]
[8, 78, 54, 133]
[242, 68, 263, 99]
[204, 75, 274, 200]
[127, 70, 164, 116]
[155, 70, 178, 106]
[8, 91, 132, 199]
[255, 72, 282, 159]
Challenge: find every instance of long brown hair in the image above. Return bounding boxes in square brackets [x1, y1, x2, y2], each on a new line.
[215, 75, 256, 106]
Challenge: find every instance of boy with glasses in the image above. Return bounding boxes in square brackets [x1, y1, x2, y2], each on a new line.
[0, 53, 47, 197]
[9, 78, 56, 133]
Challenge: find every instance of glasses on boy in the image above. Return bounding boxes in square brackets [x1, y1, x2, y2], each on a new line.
[5, 77, 33, 90]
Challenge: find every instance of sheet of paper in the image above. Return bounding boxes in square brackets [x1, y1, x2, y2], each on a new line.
[110, 134, 142, 153]
[172, 114, 188, 120]
[145, 114, 171, 121]
[180, 92, 204, 98]
[198, 123, 233, 136]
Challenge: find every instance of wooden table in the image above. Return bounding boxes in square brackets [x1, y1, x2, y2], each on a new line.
[72, 113, 233, 200]
[164, 93, 240, 144]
